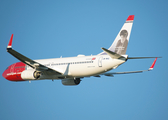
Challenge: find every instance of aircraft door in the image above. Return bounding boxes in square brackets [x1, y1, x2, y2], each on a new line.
[98, 57, 103, 67]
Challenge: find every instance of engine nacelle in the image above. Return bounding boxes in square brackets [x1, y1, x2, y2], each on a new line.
[21, 69, 41, 80]
[62, 78, 81, 86]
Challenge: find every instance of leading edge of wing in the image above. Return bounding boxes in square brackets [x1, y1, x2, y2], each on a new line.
[100, 58, 158, 77]
[7, 34, 62, 75]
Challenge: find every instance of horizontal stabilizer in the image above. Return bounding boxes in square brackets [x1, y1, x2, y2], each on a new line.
[101, 47, 126, 59]
[128, 57, 161, 59]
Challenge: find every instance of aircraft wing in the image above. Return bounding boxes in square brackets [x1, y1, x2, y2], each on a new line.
[7, 34, 62, 75]
[99, 58, 157, 77]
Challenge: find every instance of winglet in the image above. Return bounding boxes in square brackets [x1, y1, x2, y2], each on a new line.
[149, 58, 157, 70]
[7, 34, 13, 49]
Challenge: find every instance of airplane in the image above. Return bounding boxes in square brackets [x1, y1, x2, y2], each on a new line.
[2, 15, 159, 85]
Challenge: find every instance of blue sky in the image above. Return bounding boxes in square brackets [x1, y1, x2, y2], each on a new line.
[0, 0, 168, 120]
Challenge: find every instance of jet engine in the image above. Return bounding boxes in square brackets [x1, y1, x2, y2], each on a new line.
[61, 78, 81, 86]
[21, 69, 41, 80]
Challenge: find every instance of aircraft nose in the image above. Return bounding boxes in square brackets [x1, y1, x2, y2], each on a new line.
[2, 69, 8, 79]
[2, 66, 12, 81]
[2, 62, 25, 81]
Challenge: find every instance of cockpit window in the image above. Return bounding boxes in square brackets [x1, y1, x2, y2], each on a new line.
[14, 66, 25, 69]
[6, 67, 9, 70]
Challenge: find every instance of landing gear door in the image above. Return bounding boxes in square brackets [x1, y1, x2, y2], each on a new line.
[98, 57, 103, 67]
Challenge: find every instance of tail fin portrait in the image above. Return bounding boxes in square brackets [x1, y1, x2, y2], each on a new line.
[100, 15, 134, 55]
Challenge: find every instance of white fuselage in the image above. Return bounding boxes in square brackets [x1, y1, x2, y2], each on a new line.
[26, 55, 126, 80]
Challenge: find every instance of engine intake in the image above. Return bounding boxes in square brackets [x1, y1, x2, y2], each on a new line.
[33, 71, 41, 79]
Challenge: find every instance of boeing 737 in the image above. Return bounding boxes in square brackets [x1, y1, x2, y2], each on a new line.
[2, 15, 159, 85]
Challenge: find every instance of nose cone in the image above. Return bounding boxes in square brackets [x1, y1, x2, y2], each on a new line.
[2, 67, 11, 80]
[2, 69, 7, 79]
[3, 62, 26, 81]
